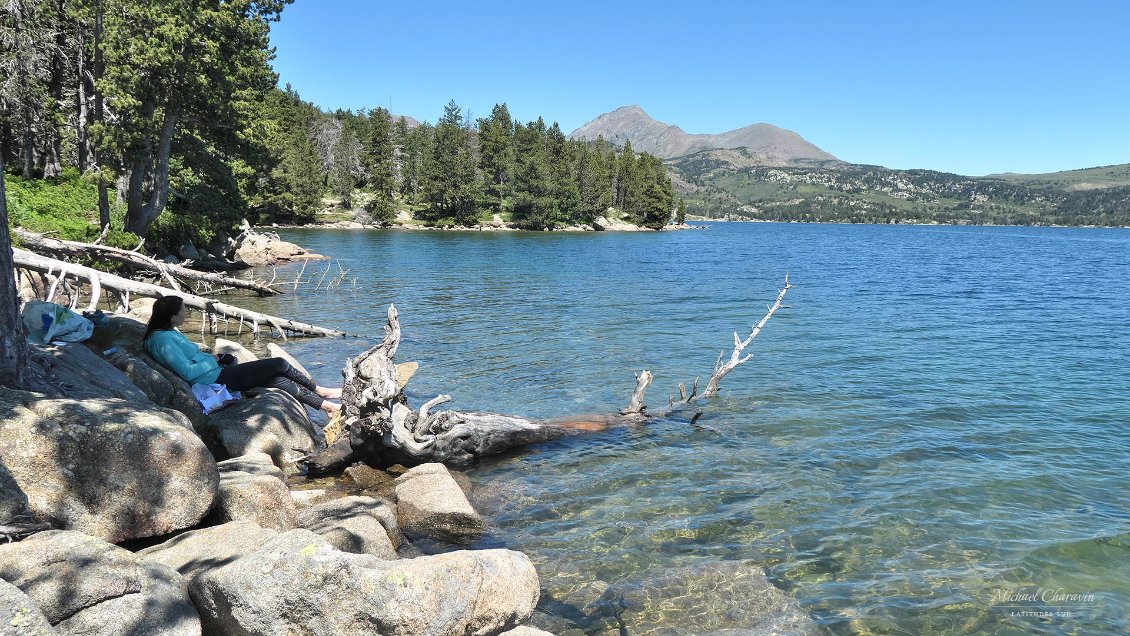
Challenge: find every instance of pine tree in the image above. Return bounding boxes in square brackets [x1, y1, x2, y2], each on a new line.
[363, 107, 395, 222]
[635, 154, 674, 229]
[400, 122, 431, 204]
[477, 103, 514, 214]
[616, 139, 639, 217]
[420, 101, 480, 224]
[545, 123, 579, 226]
[508, 120, 555, 229]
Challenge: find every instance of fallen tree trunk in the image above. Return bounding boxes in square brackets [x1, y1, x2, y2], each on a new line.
[14, 248, 345, 338]
[15, 229, 281, 296]
[304, 277, 790, 472]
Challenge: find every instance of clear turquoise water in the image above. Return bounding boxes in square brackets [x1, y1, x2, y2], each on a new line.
[254, 223, 1129, 635]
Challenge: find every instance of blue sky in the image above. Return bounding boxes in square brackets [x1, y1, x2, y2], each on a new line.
[269, 0, 1129, 176]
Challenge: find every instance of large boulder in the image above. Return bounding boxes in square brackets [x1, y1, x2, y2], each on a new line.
[266, 343, 311, 379]
[499, 628, 555, 636]
[0, 389, 217, 543]
[297, 495, 399, 558]
[139, 521, 279, 582]
[29, 343, 150, 403]
[192, 529, 539, 636]
[394, 463, 484, 543]
[197, 388, 316, 474]
[213, 338, 257, 365]
[0, 530, 199, 636]
[0, 462, 29, 525]
[0, 578, 56, 636]
[96, 349, 207, 428]
[83, 314, 148, 356]
[233, 232, 318, 266]
[208, 461, 297, 531]
[215, 452, 283, 480]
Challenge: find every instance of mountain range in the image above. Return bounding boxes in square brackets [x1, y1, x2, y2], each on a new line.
[566, 105, 1129, 226]
[568, 105, 837, 165]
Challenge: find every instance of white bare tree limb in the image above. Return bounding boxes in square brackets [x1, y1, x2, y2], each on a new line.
[621, 370, 653, 415]
[14, 248, 345, 337]
[702, 272, 792, 398]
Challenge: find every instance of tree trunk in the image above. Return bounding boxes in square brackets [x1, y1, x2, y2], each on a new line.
[93, 1, 110, 229]
[124, 90, 179, 236]
[304, 279, 792, 473]
[125, 155, 149, 232]
[136, 106, 179, 232]
[12, 249, 344, 338]
[76, 25, 90, 172]
[42, 1, 67, 179]
[0, 153, 30, 389]
[15, 229, 281, 296]
[302, 306, 641, 474]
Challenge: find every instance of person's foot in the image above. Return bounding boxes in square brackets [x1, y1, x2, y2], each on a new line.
[320, 400, 341, 416]
[316, 386, 343, 399]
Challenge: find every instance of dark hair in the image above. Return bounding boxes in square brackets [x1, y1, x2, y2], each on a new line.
[144, 296, 185, 342]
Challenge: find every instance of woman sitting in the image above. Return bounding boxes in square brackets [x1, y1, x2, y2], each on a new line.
[143, 295, 341, 415]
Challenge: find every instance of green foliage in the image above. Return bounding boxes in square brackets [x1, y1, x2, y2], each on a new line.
[419, 101, 481, 225]
[3, 170, 135, 244]
[477, 103, 514, 213]
[250, 86, 323, 224]
[363, 107, 396, 218]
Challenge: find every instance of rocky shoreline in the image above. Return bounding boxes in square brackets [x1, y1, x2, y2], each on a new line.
[0, 307, 552, 636]
[274, 213, 706, 234]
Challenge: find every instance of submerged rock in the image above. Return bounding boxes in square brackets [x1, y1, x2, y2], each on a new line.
[192, 529, 539, 636]
[0, 389, 217, 543]
[593, 561, 820, 635]
[0, 530, 199, 636]
[297, 495, 400, 558]
[394, 463, 484, 543]
[499, 628, 557, 636]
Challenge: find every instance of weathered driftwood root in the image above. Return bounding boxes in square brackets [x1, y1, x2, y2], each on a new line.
[305, 276, 792, 472]
[14, 248, 345, 338]
[304, 305, 591, 473]
[15, 229, 281, 296]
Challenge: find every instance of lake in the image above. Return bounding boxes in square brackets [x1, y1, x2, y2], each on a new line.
[245, 222, 1129, 635]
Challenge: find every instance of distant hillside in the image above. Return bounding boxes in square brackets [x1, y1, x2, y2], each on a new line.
[669, 153, 1130, 226]
[569, 105, 836, 164]
[988, 163, 1130, 191]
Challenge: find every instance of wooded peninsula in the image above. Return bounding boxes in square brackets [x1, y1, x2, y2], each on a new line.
[1, 0, 678, 258]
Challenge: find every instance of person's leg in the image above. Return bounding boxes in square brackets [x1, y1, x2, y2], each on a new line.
[217, 357, 338, 412]
[259, 374, 326, 410]
[216, 357, 290, 392]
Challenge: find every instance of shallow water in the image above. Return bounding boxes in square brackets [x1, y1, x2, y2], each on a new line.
[242, 223, 1129, 635]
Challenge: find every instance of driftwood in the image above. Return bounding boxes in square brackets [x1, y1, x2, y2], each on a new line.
[304, 276, 791, 473]
[15, 229, 280, 296]
[14, 248, 345, 338]
[628, 273, 793, 417]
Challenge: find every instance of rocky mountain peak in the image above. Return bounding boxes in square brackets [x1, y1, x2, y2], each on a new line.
[569, 105, 836, 164]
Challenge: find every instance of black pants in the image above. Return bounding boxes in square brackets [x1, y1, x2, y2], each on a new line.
[216, 357, 323, 409]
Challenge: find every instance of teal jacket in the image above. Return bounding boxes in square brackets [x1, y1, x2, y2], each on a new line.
[144, 329, 221, 385]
